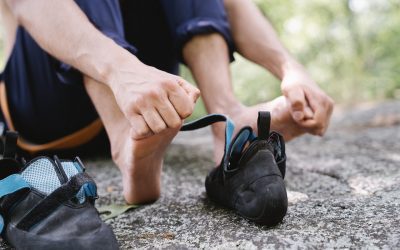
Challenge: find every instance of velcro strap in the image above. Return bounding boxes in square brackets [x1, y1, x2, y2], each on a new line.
[0, 174, 30, 233]
[181, 114, 235, 161]
[16, 172, 96, 231]
[257, 111, 271, 140]
[0, 174, 30, 199]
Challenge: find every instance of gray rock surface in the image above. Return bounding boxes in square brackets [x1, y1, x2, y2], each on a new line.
[1, 101, 400, 249]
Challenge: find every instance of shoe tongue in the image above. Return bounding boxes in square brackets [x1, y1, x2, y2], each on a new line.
[227, 127, 255, 170]
[21, 157, 62, 195]
[21, 157, 86, 203]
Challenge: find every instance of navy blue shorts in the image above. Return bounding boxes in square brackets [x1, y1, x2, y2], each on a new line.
[0, 0, 234, 153]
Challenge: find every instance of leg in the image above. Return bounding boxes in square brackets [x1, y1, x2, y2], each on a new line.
[183, 34, 308, 162]
[84, 76, 179, 204]
[1, 0, 186, 204]
[223, 0, 334, 135]
[0, 0, 134, 144]
[159, 0, 308, 162]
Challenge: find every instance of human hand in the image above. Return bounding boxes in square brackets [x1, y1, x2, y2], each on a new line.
[281, 67, 334, 136]
[109, 63, 200, 140]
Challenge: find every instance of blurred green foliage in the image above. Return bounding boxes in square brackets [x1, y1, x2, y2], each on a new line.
[1, 0, 399, 121]
[183, 0, 400, 118]
[255, 0, 400, 102]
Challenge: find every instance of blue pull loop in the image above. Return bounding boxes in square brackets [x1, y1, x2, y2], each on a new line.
[83, 182, 98, 199]
[181, 114, 235, 161]
[0, 216, 4, 233]
[70, 159, 97, 200]
[224, 118, 235, 161]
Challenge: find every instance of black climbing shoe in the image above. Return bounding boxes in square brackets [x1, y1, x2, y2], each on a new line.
[0, 132, 119, 250]
[181, 111, 287, 226]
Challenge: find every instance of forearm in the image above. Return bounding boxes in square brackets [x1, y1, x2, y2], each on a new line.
[5, 0, 142, 86]
[224, 0, 301, 80]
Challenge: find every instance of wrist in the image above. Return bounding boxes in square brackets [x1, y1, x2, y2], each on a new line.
[259, 51, 298, 80]
[101, 47, 144, 91]
[280, 62, 317, 92]
[280, 59, 305, 78]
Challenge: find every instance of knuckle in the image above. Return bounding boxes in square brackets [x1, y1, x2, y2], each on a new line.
[182, 111, 192, 119]
[163, 79, 179, 90]
[147, 89, 162, 99]
[133, 95, 146, 108]
[180, 106, 193, 118]
[133, 126, 149, 138]
[153, 123, 167, 133]
[282, 88, 290, 97]
[193, 88, 201, 97]
[179, 112, 190, 119]
[163, 79, 179, 91]
[124, 105, 136, 117]
[281, 85, 290, 94]
[129, 131, 141, 140]
[170, 119, 183, 129]
[175, 77, 185, 84]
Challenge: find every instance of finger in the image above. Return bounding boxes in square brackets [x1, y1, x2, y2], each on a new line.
[304, 106, 314, 119]
[325, 97, 335, 118]
[285, 87, 307, 121]
[156, 99, 183, 129]
[297, 120, 324, 137]
[129, 114, 153, 140]
[306, 91, 329, 129]
[167, 84, 194, 119]
[141, 108, 167, 134]
[297, 118, 319, 129]
[130, 127, 153, 140]
[177, 78, 201, 103]
[316, 127, 328, 136]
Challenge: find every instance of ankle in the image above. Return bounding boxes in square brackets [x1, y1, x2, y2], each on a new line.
[124, 183, 161, 204]
[208, 101, 245, 118]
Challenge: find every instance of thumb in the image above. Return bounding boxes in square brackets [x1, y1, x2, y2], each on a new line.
[177, 79, 201, 103]
[285, 87, 307, 121]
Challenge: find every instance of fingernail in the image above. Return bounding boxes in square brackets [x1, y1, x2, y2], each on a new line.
[293, 111, 304, 121]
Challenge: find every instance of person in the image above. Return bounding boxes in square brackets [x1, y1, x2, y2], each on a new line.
[0, 0, 333, 205]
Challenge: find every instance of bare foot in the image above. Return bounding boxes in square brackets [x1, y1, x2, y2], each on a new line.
[211, 96, 308, 163]
[241, 96, 309, 140]
[111, 123, 180, 204]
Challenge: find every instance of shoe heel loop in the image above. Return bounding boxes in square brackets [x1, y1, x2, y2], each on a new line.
[257, 111, 271, 140]
[3, 131, 18, 159]
[181, 114, 235, 163]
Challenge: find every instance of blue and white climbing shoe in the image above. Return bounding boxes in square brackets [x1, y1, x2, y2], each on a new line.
[0, 132, 119, 250]
[181, 111, 287, 226]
